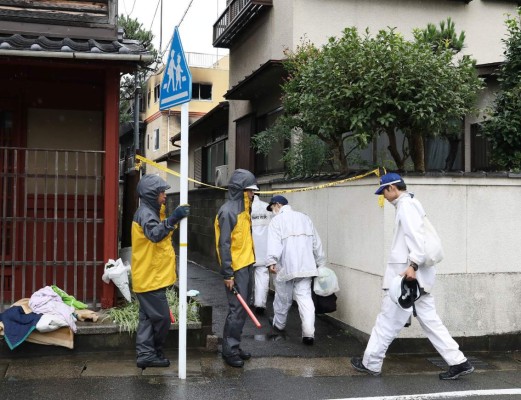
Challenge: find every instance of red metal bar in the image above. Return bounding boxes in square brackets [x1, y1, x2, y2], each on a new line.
[232, 286, 261, 328]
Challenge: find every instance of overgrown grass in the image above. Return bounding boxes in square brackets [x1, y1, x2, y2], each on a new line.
[107, 288, 200, 334]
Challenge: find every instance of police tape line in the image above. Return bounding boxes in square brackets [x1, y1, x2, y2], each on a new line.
[257, 169, 382, 195]
[135, 154, 384, 195]
[135, 154, 227, 190]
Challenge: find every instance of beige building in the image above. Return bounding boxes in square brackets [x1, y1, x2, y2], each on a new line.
[142, 53, 229, 192]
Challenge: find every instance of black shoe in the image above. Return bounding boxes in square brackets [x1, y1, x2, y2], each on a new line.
[350, 357, 381, 376]
[238, 349, 251, 360]
[223, 354, 244, 368]
[302, 337, 314, 346]
[439, 360, 474, 380]
[255, 307, 265, 315]
[156, 350, 168, 361]
[137, 357, 170, 369]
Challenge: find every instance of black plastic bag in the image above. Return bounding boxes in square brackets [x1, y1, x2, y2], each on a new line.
[312, 291, 337, 314]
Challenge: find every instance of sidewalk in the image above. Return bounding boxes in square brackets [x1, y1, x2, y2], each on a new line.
[185, 260, 366, 359]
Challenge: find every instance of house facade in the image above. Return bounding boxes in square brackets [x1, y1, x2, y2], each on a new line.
[0, 0, 152, 309]
[216, 0, 519, 175]
[205, 0, 521, 345]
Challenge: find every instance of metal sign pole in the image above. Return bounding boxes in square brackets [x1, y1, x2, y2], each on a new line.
[158, 26, 191, 380]
[178, 101, 189, 379]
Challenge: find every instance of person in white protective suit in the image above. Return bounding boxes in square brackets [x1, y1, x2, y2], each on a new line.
[350, 173, 474, 380]
[266, 195, 326, 345]
[250, 195, 272, 315]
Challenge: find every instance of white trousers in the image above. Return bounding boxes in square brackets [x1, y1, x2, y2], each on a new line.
[253, 266, 270, 308]
[363, 292, 467, 373]
[273, 277, 315, 338]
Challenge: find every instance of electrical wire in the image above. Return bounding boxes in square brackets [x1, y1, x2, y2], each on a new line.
[178, 0, 195, 27]
[149, 0, 161, 33]
[128, 0, 137, 16]
[158, 0, 195, 61]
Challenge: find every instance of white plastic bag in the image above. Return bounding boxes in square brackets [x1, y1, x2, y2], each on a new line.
[423, 216, 444, 267]
[313, 266, 340, 297]
[102, 258, 132, 302]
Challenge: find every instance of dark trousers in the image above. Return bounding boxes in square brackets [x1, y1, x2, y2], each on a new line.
[135, 288, 170, 362]
[222, 265, 253, 357]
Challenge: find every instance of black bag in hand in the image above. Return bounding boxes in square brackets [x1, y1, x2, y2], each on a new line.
[312, 290, 337, 314]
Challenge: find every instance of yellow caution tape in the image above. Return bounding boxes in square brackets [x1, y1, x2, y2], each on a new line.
[135, 154, 227, 190]
[257, 168, 381, 195]
[135, 154, 387, 199]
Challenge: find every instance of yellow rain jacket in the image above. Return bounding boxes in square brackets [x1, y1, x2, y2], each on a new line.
[131, 175, 176, 293]
[214, 169, 257, 279]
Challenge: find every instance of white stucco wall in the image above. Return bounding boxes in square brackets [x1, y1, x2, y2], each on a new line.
[292, 0, 516, 65]
[229, 0, 517, 88]
[271, 176, 521, 338]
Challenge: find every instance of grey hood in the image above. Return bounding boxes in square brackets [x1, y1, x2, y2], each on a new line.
[137, 174, 170, 214]
[227, 169, 257, 201]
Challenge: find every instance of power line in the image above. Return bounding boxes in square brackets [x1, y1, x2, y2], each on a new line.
[149, 0, 161, 32]
[178, 0, 195, 27]
[158, 0, 195, 62]
[128, 0, 137, 16]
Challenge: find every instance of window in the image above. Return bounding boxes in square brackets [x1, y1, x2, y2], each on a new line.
[254, 108, 286, 174]
[192, 83, 212, 101]
[204, 139, 227, 183]
[153, 128, 160, 151]
[147, 89, 151, 108]
[470, 123, 491, 171]
[154, 84, 160, 103]
[195, 129, 228, 184]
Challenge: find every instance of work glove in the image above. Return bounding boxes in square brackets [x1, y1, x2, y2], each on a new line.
[167, 204, 190, 226]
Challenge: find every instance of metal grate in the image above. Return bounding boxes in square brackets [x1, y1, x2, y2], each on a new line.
[0, 147, 105, 310]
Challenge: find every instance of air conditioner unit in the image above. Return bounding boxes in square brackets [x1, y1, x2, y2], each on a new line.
[215, 165, 229, 187]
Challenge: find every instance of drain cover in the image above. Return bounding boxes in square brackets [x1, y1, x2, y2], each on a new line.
[427, 356, 490, 370]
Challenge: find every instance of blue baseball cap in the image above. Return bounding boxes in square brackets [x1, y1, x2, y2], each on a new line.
[375, 173, 404, 195]
[267, 195, 288, 211]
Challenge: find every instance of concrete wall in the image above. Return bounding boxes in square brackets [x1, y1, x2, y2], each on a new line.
[269, 175, 521, 339]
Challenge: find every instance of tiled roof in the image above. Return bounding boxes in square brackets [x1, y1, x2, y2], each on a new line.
[0, 33, 148, 55]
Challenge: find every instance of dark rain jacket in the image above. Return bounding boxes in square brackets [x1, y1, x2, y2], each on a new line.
[214, 169, 257, 279]
[131, 174, 176, 293]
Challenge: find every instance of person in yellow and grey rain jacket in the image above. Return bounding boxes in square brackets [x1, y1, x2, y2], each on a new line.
[131, 174, 190, 370]
[214, 169, 258, 368]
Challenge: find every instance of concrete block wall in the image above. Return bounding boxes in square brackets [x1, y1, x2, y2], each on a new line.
[167, 188, 226, 271]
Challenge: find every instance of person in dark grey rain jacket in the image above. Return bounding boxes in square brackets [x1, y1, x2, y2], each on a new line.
[214, 169, 258, 368]
[131, 174, 190, 369]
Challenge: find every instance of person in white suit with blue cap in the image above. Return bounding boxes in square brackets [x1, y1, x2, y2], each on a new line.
[350, 173, 474, 380]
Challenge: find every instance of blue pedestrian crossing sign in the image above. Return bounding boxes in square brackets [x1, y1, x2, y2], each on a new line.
[160, 27, 192, 110]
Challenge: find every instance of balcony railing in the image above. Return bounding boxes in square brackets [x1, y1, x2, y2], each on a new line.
[213, 0, 272, 48]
